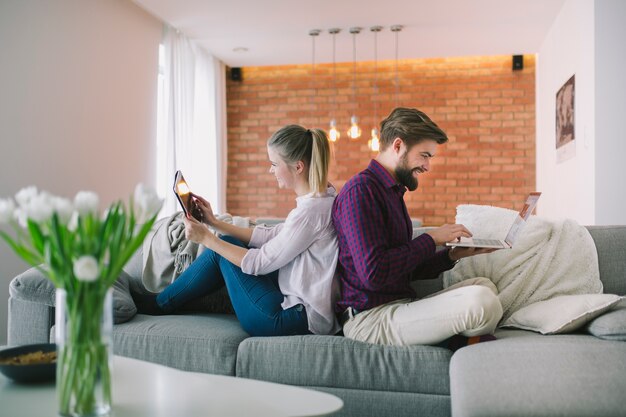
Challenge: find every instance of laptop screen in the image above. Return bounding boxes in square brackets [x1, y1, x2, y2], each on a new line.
[504, 192, 542, 246]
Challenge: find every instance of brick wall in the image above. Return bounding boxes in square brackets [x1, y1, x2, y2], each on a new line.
[226, 55, 535, 226]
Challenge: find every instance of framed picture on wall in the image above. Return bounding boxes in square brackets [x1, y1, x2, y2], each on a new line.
[556, 74, 575, 163]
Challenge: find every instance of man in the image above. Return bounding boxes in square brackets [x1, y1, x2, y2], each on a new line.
[332, 107, 503, 346]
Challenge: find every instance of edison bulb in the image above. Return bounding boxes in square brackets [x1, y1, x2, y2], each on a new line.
[329, 119, 340, 142]
[369, 128, 380, 151]
[347, 115, 361, 139]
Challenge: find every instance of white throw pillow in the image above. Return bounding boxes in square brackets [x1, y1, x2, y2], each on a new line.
[501, 294, 623, 334]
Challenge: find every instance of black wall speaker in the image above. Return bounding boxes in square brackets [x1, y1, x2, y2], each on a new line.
[512, 55, 524, 71]
[230, 67, 242, 81]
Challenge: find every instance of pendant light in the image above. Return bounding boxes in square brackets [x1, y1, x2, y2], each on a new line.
[328, 28, 341, 142]
[391, 25, 403, 108]
[309, 29, 321, 119]
[347, 27, 362, 140]
[369, 26, 382, 152]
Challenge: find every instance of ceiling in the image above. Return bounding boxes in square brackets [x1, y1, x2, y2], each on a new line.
[132, 0, 566, 67]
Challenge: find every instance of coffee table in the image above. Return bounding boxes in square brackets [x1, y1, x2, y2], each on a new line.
[0, 355, 343, 417]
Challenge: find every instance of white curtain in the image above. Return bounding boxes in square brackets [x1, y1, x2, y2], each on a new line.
[157, 25, 227, 216]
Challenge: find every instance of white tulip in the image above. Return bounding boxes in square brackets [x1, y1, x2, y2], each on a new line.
[74, 191, 99, 217]
[13, 208, 27, 228]
[134, 184, 162, 223]
[67, 211, 79, 232]
[23, 192, 54, 223]
[0, 198, 15, 224]
[73, 255, 99, 282]
[15, 186, 38, 207]
[52, 197, 74, 225]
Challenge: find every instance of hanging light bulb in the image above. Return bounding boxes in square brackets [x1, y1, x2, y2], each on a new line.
[348, 115, 361, 139]
[369, 25, 383, 151]
[368, 128, 380, 151]
[347, 27, 361, 140]
[329, 118, 340, 142]
[328, 28, 341, 142]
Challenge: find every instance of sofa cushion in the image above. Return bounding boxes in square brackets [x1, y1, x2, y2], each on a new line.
[501, 294, 623, 334]
[587, 225, 626, 295]
[113, 314, 248, 376]
[236, 335, 452, 395]
[450, 335, 626, 417]
[585, 304, 626, 341]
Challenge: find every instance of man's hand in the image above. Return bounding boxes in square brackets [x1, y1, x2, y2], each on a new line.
[426, 224, 472, 246]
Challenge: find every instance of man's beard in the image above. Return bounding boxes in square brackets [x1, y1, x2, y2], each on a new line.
[395, 152, 420, 191]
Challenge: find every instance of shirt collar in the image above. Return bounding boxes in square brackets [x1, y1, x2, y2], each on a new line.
[296, 186, 337, 204]
[367, 159, 406, 193]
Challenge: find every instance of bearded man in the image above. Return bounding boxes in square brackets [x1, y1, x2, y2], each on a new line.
[332, 107, 503, 346]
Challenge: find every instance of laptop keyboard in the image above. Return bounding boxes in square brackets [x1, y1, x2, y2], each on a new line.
[472, 238, 503, 246]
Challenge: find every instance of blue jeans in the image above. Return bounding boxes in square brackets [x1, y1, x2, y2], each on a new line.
[156, 235, 310, 336]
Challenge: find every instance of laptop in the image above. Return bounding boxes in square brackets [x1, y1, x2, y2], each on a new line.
[446, 192, 542, 249]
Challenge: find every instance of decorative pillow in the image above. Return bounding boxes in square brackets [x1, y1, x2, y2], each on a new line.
[111, 272, 137, 324]
[501, 294, 623, 334]
[585, 300, 626, 341]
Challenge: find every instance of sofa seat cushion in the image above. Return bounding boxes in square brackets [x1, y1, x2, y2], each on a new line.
[236, 335, 452, 395]
[113, 314, 249, 376]
[450, 335, 626, 417]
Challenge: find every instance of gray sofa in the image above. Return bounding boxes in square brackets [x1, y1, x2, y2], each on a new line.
[7, 226, 626, 417]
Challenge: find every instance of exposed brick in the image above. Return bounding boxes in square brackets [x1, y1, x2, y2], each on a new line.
[227, 55, 535, 225]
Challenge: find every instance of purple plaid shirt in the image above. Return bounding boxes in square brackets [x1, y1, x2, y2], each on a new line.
[332, 159, 455, 313]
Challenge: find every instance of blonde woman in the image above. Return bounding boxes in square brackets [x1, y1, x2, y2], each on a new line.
[141, 125, 339, 336]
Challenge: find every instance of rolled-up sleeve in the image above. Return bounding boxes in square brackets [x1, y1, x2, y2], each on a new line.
[248, 223, 284, 248]
[241, 219, 315, 276]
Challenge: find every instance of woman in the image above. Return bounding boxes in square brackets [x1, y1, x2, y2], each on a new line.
[146, 125, 339, 336]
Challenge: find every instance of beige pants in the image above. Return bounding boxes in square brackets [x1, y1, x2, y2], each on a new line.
[343, 278, 503, 346]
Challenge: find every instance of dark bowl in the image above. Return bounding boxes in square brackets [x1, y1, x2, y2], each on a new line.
[0, 343, 56, 384]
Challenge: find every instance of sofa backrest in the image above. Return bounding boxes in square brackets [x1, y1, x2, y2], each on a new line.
[587, 225, 626, 296]
[123, 224, 625, 299]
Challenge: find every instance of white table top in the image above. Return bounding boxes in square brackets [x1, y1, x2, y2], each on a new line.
[0, 355, 343, 417]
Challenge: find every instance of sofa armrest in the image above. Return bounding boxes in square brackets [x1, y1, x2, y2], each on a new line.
[7, 267, 55, 346]
[8, 297, 54, 346]
[9, 267, 56, 305]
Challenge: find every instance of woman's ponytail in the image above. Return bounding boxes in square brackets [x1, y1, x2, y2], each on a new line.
[267, 125, 330, 195]
[308, 128, 330, 195]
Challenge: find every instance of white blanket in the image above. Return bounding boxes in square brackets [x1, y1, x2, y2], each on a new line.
[443, 204, 602, 323]
[141, 212, 233, 293]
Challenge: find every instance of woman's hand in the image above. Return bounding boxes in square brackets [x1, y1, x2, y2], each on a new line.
[183, 216, 215, 247]
[191, 194, 217, 226]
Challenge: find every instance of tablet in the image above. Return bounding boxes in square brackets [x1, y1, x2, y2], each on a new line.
[173, 170, 202, 221]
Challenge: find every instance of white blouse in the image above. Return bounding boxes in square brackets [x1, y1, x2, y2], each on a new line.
[241, 188, 340, 335]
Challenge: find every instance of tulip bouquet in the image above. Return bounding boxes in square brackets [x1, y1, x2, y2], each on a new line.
[0, 184, 162, 417]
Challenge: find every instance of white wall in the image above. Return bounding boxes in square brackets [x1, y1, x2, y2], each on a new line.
[595, 0, 626, 224]
[536, 0, 595, 223]
[0, 0, 162, 345]
[536, 0, 626, 224]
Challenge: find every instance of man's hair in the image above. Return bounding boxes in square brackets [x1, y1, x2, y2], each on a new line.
[379, 107, 448, 150]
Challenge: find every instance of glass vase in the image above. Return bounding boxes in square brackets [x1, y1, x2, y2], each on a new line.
[55, 287, 113, 417]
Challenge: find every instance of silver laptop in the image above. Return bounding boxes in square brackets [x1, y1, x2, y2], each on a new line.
[446, 192, 542, 249]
